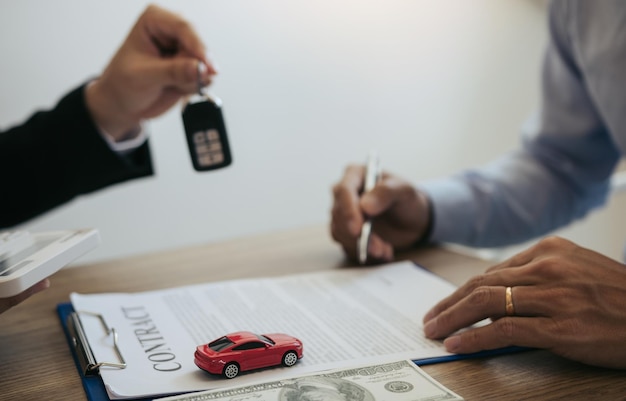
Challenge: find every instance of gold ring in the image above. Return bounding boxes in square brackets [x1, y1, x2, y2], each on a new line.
[505, 286, 515, 316]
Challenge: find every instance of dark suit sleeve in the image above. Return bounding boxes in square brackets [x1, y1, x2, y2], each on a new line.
[0, 84, 154, 228]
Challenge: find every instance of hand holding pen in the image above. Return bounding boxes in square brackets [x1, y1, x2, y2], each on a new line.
[330, 154, 433, 264]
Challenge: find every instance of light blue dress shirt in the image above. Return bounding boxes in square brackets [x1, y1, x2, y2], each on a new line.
[420, 0, 624, 248]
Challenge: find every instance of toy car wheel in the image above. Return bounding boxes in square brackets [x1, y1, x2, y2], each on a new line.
[223, 362, 239, 379]
[282, 351, 298, 367]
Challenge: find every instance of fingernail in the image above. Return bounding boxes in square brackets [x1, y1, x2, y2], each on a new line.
[423, 309, 435, 323]
[444, 336, 461, 352]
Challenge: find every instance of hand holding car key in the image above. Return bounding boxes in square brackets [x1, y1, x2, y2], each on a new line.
[182, 62, 232, 171]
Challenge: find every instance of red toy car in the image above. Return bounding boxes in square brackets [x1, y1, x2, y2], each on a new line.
[194, 331, 304, 379]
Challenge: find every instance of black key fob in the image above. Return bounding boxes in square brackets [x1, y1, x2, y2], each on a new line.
[182, 94, 232, 171]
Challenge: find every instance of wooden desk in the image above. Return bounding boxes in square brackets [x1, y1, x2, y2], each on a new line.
[1, 225, 624, 400]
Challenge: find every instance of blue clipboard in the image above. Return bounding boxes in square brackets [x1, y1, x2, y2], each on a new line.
[58, 302, 154, 401]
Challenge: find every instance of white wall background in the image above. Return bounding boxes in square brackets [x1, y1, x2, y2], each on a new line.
[6, 0, 601, 265]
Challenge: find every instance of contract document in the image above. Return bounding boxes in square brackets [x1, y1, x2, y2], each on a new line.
[70, 261, 459, 400]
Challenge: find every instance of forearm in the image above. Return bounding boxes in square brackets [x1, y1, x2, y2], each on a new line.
[420, 145, 615, 248]
[0, 84, 154, 228]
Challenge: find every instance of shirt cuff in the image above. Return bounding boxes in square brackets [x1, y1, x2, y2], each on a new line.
[417, 177, 477, 245]
[99, 124, 149, 155]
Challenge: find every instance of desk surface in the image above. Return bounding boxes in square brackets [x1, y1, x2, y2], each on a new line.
[1, 225, 624, 401]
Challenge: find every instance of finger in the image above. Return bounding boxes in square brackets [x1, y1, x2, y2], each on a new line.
[424, 283, 567, 340]
[360, 175, 408, 217]
[341, 164, 367, 194]
[423, 266, 536, 324]
[505, 285, 580, 318]
[331, 165, 367, 239]
[143, 57, 207, 92]
[428, 268, 562, 325]
[137, 87, 186, 119]
[367, 233, 394, 263]
[331, 219, 358, 260]
[423, 272, 504, 323]
[197, 60, 216, 88]
[0, 279, 50, 314]
[424, 285, 509, 339]
[442, 316, 556, 354]
[142, 5, 216, 73]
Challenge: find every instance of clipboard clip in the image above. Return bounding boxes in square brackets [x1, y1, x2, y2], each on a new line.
[67, 311, 127, 376]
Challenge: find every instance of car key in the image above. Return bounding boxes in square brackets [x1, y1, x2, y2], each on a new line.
[182, 63, 232, 171]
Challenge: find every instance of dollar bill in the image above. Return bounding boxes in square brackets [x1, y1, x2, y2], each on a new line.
[157, 360, 463, 401]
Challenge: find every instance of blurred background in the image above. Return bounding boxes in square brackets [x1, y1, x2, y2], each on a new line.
[2, 0, 624, 265]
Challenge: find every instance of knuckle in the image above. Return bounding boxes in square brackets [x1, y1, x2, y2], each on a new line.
[508, 251, 528, 267]
[466, 274, 487, 291]
[168, 18, 191, 35]
[435, 310, 452, 329]
[464, 329, 482, 348]
[552, 317, 583, 337]
[466, 286, 493, 307]
[179, 20, 191, 32]
[331, 182, 344, 198]
[535, 236, 571, 251]
[526, 256, 563, 279]
[397, 182, 418, 202]
[144, 4, 158, 16]
[345, 163, 361, 173]
[494, 317, 516, 340]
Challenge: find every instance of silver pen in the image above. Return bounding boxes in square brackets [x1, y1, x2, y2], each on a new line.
[357, 151, 381, 264]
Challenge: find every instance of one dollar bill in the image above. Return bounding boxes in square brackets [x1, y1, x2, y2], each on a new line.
[157, 360, 463, 401]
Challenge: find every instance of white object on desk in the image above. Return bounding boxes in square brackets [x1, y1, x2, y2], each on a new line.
[0, 230, 35, 259]
[0, 228, 100, 297]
